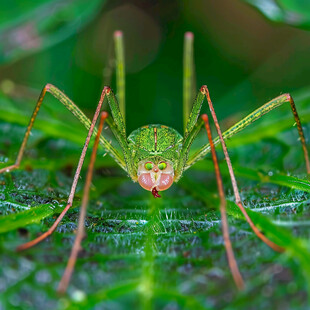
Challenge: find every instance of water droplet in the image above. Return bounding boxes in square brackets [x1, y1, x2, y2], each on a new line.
[35, 270, 51, 284]
[71, 289, 86, 302]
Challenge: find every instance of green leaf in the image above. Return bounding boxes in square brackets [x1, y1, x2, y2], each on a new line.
[243, 0, 310, 29]
[0, 0, 105, 64]
[0, 204, 57, 234]
[1, 86, 310, 308]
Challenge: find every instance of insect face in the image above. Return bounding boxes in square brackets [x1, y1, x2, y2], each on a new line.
[137, 159, 174, 196]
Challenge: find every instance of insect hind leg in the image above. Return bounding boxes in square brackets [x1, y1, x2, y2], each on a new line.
[15, 86, 110, 251]
[201, 85, 285, 253]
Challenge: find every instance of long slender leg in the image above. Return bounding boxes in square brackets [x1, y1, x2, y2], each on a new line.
[202, 113, 244, 290]
[16, 87, 110, 251]
[183, 32, 195, 133]
[175, 90, 206, 179]
[0, 84, 126, 174]
[57, 111, 108, 294]
[200, 86, 284, 252]
[186, 91, 310, 172]
[114, 30, 126, 122]
[175, 118, 204, 181]
[104, 90, 136, 179]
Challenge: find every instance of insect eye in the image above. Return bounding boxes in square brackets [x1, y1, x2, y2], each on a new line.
[158, 162, 167, 170]
[145, 162, 153, 170]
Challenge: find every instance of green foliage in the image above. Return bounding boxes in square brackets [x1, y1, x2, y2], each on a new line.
[0, 0, 105, 64]
[1, 84, 310, 309]
[1, 1, 310, 309]
[244, 0, 310, 29]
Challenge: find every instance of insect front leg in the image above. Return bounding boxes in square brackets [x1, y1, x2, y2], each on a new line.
[174, 88, 205, 179]
[104, 89, 136, 179]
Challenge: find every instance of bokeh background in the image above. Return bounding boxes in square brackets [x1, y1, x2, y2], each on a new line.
[1, 1, 310, 310]
[1, 0, 310, 133]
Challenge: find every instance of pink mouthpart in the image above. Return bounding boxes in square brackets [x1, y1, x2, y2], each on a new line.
[138, 173, 174, 197]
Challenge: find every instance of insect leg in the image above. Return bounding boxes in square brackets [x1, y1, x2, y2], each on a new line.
[201, 85, 284, 253]
[186, 91, 310, 172]
[16, 87, 110, 251]
[105, 116, 136, 180]
[175, 88, 206, 179]
[104, 88, 137, 179]
[174, 118, 203, 181]
[57, 111, 108, 294]
[0, 84, 126, 173]
[201, 113, 244, 290]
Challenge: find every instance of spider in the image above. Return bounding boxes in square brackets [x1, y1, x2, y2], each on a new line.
[1, 31, 309, 294]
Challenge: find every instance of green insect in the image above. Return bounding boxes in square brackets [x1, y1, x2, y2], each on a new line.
[1, 31, 309, 293]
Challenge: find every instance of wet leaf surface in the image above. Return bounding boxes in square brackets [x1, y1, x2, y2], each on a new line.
[0, 88, 310, 309]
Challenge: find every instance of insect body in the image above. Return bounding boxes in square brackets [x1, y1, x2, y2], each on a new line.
[128, 124, 182, 197]
[1, 31, 309, 294]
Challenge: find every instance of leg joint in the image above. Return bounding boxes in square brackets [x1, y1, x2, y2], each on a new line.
[200, 85, 209, 95]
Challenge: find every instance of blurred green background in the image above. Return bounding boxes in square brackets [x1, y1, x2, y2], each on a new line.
[1, 0, 310, 133]
[1, 1, 310, 310]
